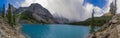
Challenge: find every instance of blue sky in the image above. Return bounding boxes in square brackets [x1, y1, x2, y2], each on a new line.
[0, 0, 5, 9]
[6, 0, 107, 8]
[84, 0, 107, 8]
[7, 0, 24, 8]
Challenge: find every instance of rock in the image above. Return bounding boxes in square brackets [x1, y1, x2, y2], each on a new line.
[87, 14, 120, 38]
[10, 4, 17, 13]
[14, 3, 60, 24]
[88, 33, 96, 38]
[13, 7, 28, 14]
[102, 33, 110, 38]
[28, 3, 55, 23]
[0, 17, 26, 38]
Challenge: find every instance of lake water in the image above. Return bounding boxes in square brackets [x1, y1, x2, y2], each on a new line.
[21, 24, 93, 38]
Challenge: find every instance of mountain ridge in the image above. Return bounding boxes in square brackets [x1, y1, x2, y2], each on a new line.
[14, 3, 69, 24]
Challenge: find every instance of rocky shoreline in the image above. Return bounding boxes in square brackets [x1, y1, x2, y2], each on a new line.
[87, 14, 120, 38]
[0, 17, 25, 38]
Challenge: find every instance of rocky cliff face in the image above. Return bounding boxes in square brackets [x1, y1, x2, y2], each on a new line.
[14, 3, 69, 24]
[13, 3, 55, 23]
[0, 17, 25, 38]
[10, 5, 17, 13]
[87, 14, 120, 38]
[13, 7, 27, 14]
[27, 3, 55, 23]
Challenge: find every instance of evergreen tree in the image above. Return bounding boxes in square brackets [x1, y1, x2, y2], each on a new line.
[90, 9, 95, 33]
[13, 15, 16, 25]
[6, 3, 14, 27]
[115, 0, 117, 15]
[110, 0, 117, 15]
[1, 4, 5, 17]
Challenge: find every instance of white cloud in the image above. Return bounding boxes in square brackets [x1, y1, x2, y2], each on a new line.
[46, 0, 86, 21]
[103, 0, 113, 13]
[94, 6, 103, 17]
[117, 0, 120, 13]
[21, 0, 48, 7]
[20, 0, 115, 21]
[83, 3, 93, 20]
[103, 0, 120, 14]
[21, 0, 34, 7]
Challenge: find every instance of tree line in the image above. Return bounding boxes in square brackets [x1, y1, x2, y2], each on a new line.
[1, 3, 16, 27]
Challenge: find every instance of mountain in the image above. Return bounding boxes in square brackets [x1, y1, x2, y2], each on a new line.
[14, 3, 63, 24]
[69, 15, 112, 26]
[53, 13, 69, 24]
[10, 5, 16, 13]
[53, 16, 69, 24]
[13, 7, 27, 14]
[27, 3, 55, 23]
[102, 12, 113, 17]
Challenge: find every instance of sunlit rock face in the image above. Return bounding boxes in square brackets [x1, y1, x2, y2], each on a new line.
[14, 3, 70, 24]
[28, 3, 53, 20]
[27, 3, 55, 23]
[27, 3, 70, 23]
[13, 7, 28, 14]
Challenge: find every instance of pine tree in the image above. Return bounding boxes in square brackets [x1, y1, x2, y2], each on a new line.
[1, 4, 5, 17]
[6, 3, 13, 27]
[115, 0, 117, 15]
[110, 0, 117, 15]
[90, 9, 95, 33]
[92, 9, 94, 23]
[13, 15, 16, 25]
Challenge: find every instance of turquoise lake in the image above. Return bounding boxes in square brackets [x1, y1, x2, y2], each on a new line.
[21, 24, 93, 38]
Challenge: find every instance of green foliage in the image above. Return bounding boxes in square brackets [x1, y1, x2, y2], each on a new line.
[19, 11, 39, 23]
[90, 10, 95, 33]
[6, 4, 16, 27]
[19, 11, 47, 24]
[69, 16, 112, 27]
[20, 11, 33, 20]
[90, 9, 95, 26]
[13, 15, 16, 25]
[110, 0, 117, 15]
[6, 4, 12, 24]
[1, 4, 5, 17]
